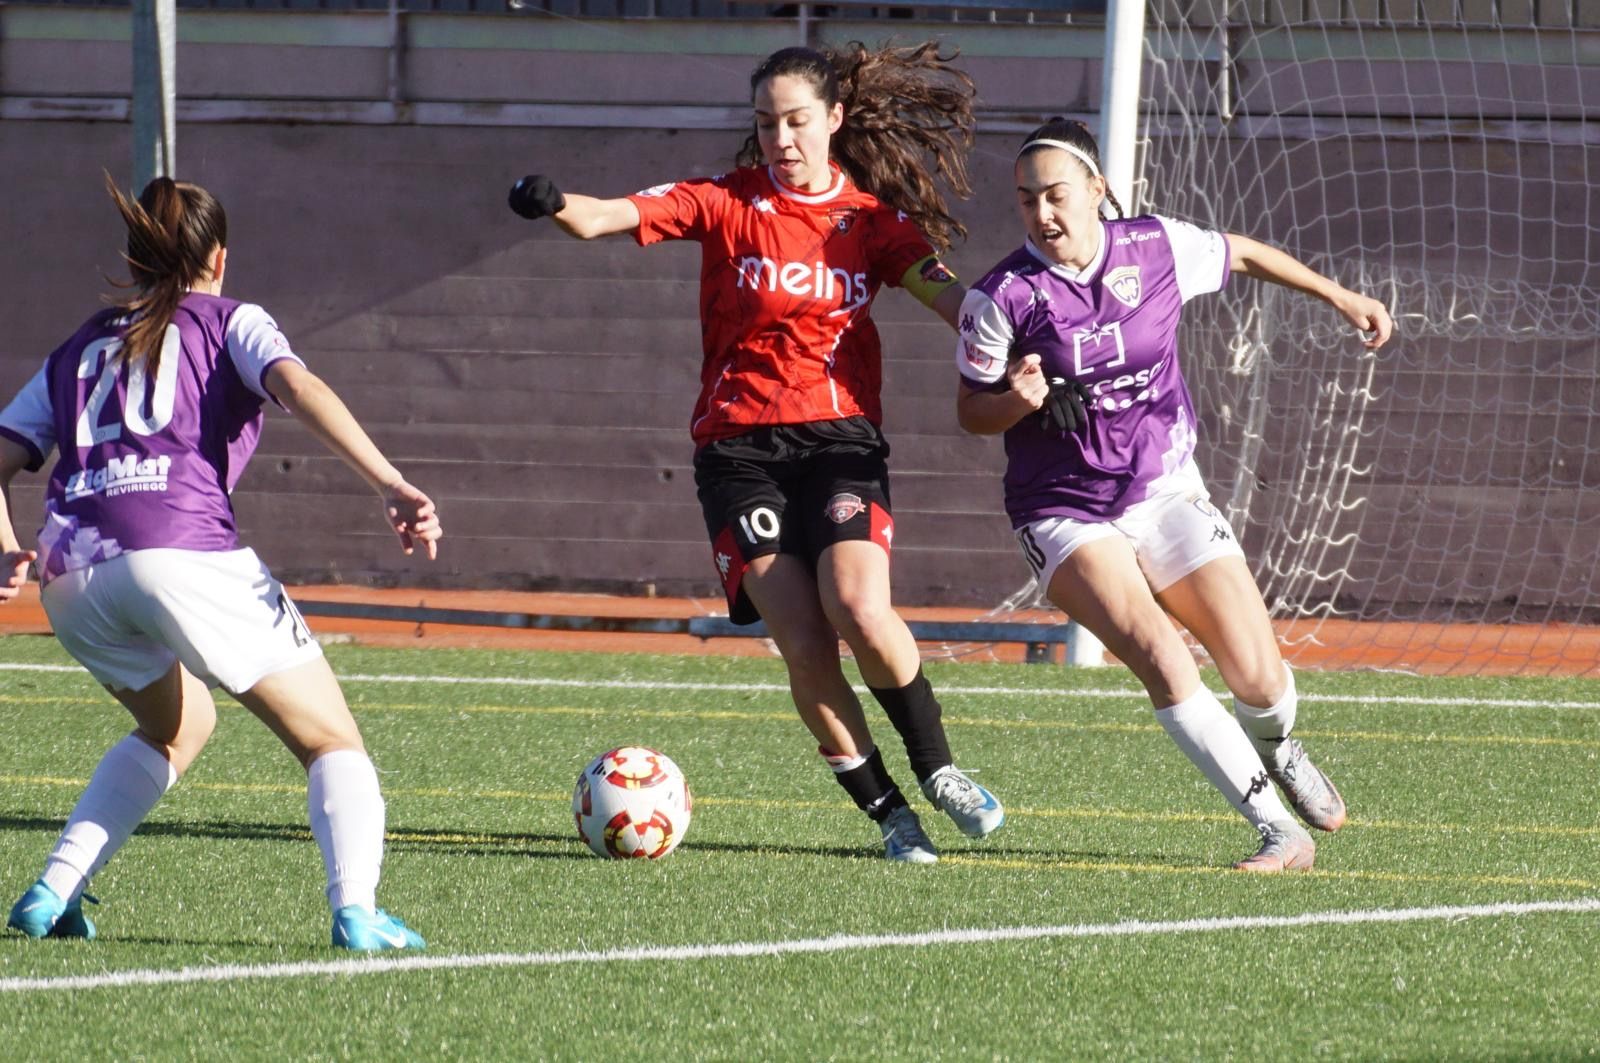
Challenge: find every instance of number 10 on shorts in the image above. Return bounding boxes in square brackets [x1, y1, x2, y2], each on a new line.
[738, 506, 780, 545]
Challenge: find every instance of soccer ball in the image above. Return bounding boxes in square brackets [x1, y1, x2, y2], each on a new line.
[572, 746, 692, 859]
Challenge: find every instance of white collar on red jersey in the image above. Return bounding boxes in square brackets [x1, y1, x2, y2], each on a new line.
[765, 163, 847, 204]
[1024, 221, 1107, 283]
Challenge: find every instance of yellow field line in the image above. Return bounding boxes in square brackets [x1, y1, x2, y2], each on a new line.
[4, 774, 1598, 839]
[6, 693, 1592, 751]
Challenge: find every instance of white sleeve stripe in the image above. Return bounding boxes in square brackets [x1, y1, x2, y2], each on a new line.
[226, 304, 304, 402]
[1155, 215, 1229, 303]
[0, 361, 57, 465]
[954, 287, 1014, 385]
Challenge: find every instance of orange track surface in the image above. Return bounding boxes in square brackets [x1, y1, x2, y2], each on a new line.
[2, 584, 1596, 676]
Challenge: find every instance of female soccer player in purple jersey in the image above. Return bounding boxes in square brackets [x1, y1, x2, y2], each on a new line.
[956, 119, 1394, 872]
[0, 176, 439, 948]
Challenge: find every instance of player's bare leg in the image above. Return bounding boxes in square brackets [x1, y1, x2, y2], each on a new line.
[744, 552, 935, 861]
[1160, 558, 1347, 832]
[816, 541, 1003, 839]
[1046, 538, 1312, 870]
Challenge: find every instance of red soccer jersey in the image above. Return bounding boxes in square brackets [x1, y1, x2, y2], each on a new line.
[629, 165, 942, 446]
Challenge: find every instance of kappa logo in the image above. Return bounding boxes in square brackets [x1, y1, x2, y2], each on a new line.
[1242, 771, 1271, 802]
[825, 492, 866, 524]
[636, 182, 676, 198]
[960, 314, 977, 335]
[715, 551, 732, 578]
[1105, 265, 1142, 308]
[1210, 524, 1232, 543]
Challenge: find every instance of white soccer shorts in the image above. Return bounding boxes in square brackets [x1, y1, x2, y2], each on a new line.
[41, 547, 324, 695]
[1015, 460, 1248, 596]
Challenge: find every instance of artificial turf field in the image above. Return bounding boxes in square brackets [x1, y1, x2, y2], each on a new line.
[1, 635, 1597, 1060]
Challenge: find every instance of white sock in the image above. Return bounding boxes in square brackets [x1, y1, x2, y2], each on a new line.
[40, 734, 176, 902]
[307, 749, 386, 914]
[820, 746, 871, 773]
[1233, 664, 1298, 768]
[1156, 686, 1291, 830]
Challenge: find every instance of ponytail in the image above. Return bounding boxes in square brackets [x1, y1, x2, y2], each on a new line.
[738, 41, 976, 250]
[104, 173, 228, 378]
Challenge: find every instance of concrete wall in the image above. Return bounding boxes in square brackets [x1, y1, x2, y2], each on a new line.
[2, 7, 1597, 617]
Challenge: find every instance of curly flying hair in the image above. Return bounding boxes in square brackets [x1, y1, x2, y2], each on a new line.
[736, 41, 976, 250]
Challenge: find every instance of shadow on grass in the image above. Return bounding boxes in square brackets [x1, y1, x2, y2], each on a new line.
[0, 812, 886, 862]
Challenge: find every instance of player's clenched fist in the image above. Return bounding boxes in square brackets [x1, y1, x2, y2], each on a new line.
[508, 175, 566, 220]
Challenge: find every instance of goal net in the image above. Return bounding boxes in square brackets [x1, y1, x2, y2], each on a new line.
[1000, 2, 1600, 676]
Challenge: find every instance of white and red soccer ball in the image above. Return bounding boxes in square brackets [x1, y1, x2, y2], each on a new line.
[572, 746, 692, 859]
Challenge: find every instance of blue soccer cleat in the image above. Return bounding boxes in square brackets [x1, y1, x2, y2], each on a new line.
[7, 881, 97, 941]
[879, 805, 938, 864]
[332, 906, 426, 951]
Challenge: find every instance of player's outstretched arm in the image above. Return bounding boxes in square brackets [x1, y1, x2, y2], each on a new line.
[0, 438, 38, 603]
[1226, 233, 1394, 349]
[507, 175, 640, 240]
[265, 361, 442, 559]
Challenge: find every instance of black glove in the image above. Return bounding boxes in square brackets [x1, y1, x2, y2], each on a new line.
[1040, 376, 1091, 433]
[508, 175, 566, 220]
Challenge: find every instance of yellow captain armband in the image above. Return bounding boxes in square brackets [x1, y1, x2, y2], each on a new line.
[900, 253, 961, 309]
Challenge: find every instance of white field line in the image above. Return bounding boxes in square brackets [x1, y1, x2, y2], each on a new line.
[2, 662, 1596, 711]
[2, 897, 1596, 995]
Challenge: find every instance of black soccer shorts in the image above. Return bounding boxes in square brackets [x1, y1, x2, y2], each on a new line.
[693, 417, 895, 625]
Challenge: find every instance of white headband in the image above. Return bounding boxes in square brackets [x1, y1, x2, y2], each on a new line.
[1018, 138, 1101, 178]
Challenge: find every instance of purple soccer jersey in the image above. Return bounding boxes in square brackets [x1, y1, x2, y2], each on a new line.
[0, 293, 304, 583]
[957, 215, 1230, 527]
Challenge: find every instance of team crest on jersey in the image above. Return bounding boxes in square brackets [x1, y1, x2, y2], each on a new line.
[827, 207, 861, 234]
[919, 257, 954, 285]
[1105, 265, 1142, 308]
[636, 182, 676, 198]
[825, 492, 866, 524]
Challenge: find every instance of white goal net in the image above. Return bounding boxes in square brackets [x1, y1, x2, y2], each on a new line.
[1001, 2, 1600, 676]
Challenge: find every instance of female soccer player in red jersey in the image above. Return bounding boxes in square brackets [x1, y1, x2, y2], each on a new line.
[508, 43, 1003, 863]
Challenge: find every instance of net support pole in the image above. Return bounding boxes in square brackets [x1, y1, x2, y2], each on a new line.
[131, 0, 177, 192]
[1098, 0, 1146, 215]
[1055, 0, 1148, 669]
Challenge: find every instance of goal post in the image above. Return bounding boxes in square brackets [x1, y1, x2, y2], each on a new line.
[131, 0, 177, 192]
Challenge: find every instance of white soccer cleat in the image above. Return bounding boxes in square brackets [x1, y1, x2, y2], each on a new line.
[1233, 820, 1316, 873]
[1266, 738, 1348, 833]
[920, 765, 1005, 839]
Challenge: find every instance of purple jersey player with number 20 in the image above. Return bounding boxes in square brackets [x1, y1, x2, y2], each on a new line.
[956, 119, 1394, 872]
[0, 175, 438, 949]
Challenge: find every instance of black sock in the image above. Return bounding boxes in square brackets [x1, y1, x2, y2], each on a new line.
[867, 668, 953, 784]
[830, 748, 907, 824]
